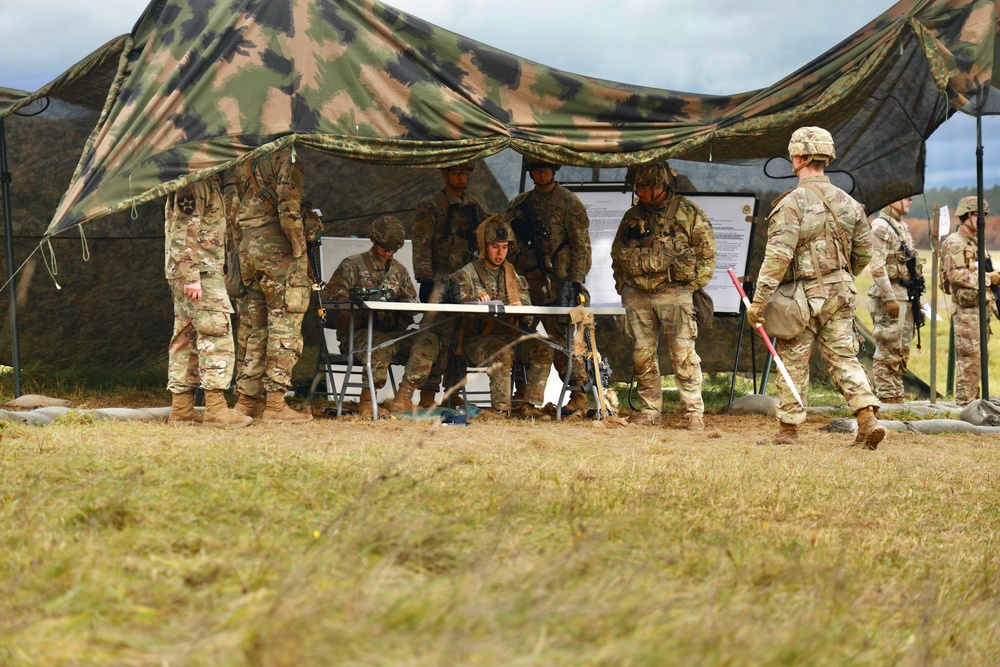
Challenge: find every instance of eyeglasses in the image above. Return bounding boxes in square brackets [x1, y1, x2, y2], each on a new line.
[375, 243, 397, 254]
[447, 169, 472, 177]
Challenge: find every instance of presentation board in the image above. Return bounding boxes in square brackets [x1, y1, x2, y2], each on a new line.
[569, 186, 758, 314]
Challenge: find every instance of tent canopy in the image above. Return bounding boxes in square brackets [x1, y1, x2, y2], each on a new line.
[3, 0, 999, 235]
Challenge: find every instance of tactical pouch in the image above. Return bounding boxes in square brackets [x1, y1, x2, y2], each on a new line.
[954, 286, 979, 308]
[762, 281, 809, 339]
[619, 246, 668, 276]
[693, 288, 714, 329]
[225, 246, 246, 299]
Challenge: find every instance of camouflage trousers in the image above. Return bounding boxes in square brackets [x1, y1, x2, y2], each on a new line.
[421, 318, 454, 393]
[775, 280, 878, 424]
[343, 328, 440, 389]
[236, 226, 311, 395]
[622, 285, 703, 417]
[868, 284, 913, 401]
[952, 305, 992, 406]
[166, 274, 236, 393]
[462, 334, 553, 409]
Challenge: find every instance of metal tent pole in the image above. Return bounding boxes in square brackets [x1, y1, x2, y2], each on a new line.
[975, 116, 989, 399]
[0, 116, 22, 397]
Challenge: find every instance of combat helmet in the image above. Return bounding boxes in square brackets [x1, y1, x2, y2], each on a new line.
[476, 213, 516, 258]
[956, 196, 990, 218]
[521, 154, 560, 173]
[788, 126, 836, 166]
[630, 161, 679, 193]
[443, 160, 476, 173]
[369, 215, 406, 251]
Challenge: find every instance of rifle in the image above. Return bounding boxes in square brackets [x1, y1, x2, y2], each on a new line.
[984, 256, 1000, 319]
[510, 197, 555, 298]
[900, 241, 926, 350]
[570, 297, 616, 419]
[441, 200, 482, 257]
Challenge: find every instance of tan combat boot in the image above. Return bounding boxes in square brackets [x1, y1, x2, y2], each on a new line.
[563, 391, 590, 413]
[516, 403, 547, 420]
[262, 391, 313, 422]
[761, 422, 798, 445]
[168, 391, 202, 426]
[631, 412, 661, 426]
[687, 413, 705, 431]
[202, 390, 253, 428]
[385, 381, 417, 413]
[233, 393, 265, 419]
[852, 406, 885, 450]
[417, 389, 437, 409]
[357, 387, 374, 417]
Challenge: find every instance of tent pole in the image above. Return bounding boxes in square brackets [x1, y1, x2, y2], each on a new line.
[976, 115, 989, 400]
[0, 116, 23, 397]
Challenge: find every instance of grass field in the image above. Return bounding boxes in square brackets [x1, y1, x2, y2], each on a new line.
[2, 415, 1000, 666]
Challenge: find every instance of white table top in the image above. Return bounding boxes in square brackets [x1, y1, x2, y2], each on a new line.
[328, 301, 626, 316]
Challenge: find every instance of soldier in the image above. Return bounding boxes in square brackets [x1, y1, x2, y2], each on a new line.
[449, 215, 553, 419]
[411, 161, 488, 407]
[746, 127, 885, 448]
[323, 216, 441, 414]
[502, 157, 593, 413]
[868, 196, 923, 403]
[611, 162, 715, 430]
[939, 196, 999, 406]
[231, 147, 314, 422]
[164, 174, 252, 428]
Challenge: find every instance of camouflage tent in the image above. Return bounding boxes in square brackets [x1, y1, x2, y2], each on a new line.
[2, 0, 999, 237]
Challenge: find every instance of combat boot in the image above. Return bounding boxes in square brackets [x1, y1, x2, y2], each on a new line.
[202, 390, 253, 428]
[233, 393, 265, 419]
[881, 397, 903, 404]
[385, 381, 417, 412]
[761, 422, 798, 445]
[476, 407, 509, 421]
[631, 411, 661, 426]
[516, 403, 547, 420]
[852, 406, 885, 450]
[687, 413, 705, 431]
[168, 391, 202, 426]
[563, 391, 590, 413]
[417, 389, 437, 408]
[261, 391, 313, 422]
[357, 387, 374, 417]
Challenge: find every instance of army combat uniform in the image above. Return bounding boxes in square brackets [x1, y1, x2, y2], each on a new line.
[324, 250, 440, 391]
[165, 174, 236, 394]
[449, 260, 553, 412]
[756, 176, 880, 425]
[412, 186, 487, 396]
[868, 207, 923, 402]
[611, 189, 716, 423]
[940, 222, 995, 406]
[232, 148, 311, 399]
[503, 182, 592, 399]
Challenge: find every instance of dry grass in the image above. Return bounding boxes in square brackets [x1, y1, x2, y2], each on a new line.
[3, 414, 1000, 666]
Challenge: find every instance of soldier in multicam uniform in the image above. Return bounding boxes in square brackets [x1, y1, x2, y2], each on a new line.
[868, 196, 922, 403]
[611, 162, 715, 430]
[412, 161, 488, 407]
[449, 215, 553, 419]
[502, 157, 592, 413]
[164, 174, 252, 428]
[746, 127, 885, 448]
[939, 196, 999, 406]
[323, 216, 441, 414]
[231, 148, 314, 422]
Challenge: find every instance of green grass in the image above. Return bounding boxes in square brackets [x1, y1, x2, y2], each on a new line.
[2, 417, 1000, 666]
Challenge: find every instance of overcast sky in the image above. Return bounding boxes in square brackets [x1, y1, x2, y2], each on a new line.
[1, 0, 996, 188]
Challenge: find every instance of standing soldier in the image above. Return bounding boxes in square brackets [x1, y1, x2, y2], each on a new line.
[449, 215, 553, 419]
[939, 196, 999, 406]
[164, 174, 252, 428]
[503, 157, 592, 413]
[868, 196, 923, 403]
[323, 216, 441, 414]
[611, 162, 715, 430]
[232, 147, 314, 422]
[412, 161, 488, 407]
[746, 127, 885, 448]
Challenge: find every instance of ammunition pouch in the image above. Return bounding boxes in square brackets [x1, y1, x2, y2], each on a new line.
[762, 281, 809, 339]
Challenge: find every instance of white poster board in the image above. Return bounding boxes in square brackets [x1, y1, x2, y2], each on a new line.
[570, 187, 758, 314]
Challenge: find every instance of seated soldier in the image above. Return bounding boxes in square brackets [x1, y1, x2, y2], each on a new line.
[449, 215, 553, 419]
[323, 216, 440, 413]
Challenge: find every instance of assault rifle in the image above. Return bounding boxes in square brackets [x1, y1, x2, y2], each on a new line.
[900, 242, 926, 350]
[984, 256, 1000, 319]
[510, 198, 555, 298]
[571, 296, 616, 419]
[442, 202, 482, 257]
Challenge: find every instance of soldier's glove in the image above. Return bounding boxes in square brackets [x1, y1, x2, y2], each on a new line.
[281, 219, 307, 258]
[419, 279, 435, 303]
[746, 300, 766, 329]
[989, 271, 1000, 287]
[571, 282, 587, 305]
[885, 299, 900, 318]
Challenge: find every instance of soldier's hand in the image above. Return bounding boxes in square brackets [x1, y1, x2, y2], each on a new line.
[183, 281, 203, 301]
[990, 271, 1000, 286]
[419, 279, 434, 303]
[885, 299, 900, 318]
[285, 226, 307, 258]
[746, 300, 766, 329]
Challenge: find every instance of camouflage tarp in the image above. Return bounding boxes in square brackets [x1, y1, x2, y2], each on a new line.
[2, 0, 998, 236]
